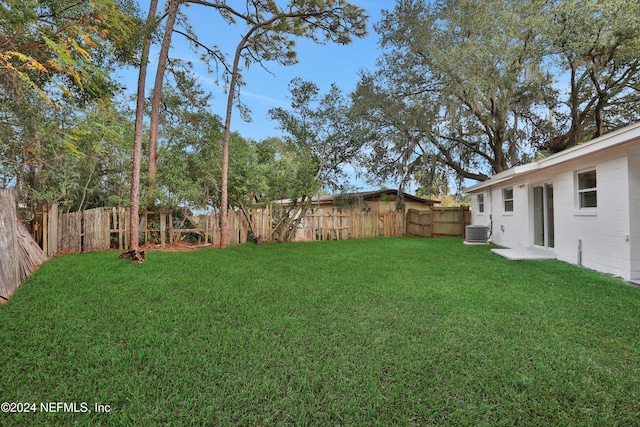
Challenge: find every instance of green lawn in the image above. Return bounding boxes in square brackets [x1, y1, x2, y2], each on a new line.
[1, 238, 639, 425]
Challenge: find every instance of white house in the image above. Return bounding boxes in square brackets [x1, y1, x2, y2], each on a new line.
[464, 122, 640, 283]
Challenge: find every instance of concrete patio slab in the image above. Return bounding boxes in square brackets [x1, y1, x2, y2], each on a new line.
[491, 247, 556, 260]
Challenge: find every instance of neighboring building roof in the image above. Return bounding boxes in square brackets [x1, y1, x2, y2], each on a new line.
[464, 121, 640, 193]
[273, 189, 441, 206]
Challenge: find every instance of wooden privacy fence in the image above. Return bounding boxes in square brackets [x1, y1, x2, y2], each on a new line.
[406, 206, 471, 238]
[0, 189, 47, 299]
[36, 205, 471, 255]
[37, 205, 112, 255]
[292, 211, 406, 242]
[36, 205, 258, 254]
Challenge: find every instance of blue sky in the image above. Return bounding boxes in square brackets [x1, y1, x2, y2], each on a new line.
[118, 1, 388, 142]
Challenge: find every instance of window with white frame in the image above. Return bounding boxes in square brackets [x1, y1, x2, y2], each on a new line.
[477, 193, 485, 213]
[503, 187, 514, 212]
[577, 169, 597, 208]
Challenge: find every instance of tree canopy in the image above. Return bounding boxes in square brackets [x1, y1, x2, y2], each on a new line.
[0, 0, 143, 103]
[265, 78, 360, 241]
[0, 0, 144, 213]
[351, 0, 640, 190]
[547, 0, 640, 152]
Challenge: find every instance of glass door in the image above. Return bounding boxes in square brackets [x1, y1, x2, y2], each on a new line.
[534, 184, 554, 248]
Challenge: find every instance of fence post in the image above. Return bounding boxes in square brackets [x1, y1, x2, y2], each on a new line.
[429, 208, 434, 238]
[168, 210, 173, 244]
[112, 208, 120, 251]
[204, 212, 209, 245]
[48, 204, 58, 256]
[125, 208, 130, 249]
[122, 207, 128, 250]
[160, 211, 166, 248]
[41, 205, 48, 255]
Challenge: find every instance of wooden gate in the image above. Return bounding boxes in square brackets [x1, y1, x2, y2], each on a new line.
[406, 207, 471, 238]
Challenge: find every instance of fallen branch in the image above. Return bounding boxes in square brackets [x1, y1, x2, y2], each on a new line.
[119, 250, 146, 264]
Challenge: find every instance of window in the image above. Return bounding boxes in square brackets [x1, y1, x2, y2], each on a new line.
[477, 193, 485, 213]
[577, 170, 597, 208]
[503, 187, 514, 212]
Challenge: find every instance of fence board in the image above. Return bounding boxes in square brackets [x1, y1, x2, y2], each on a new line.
[250, 207, 272, 242]
[83, 208, 110, 252]
[0, 189, 48, 300]
[16, 221, 48, 280]
[57, 210, 82, 253]
[0, 189, 20, 298]
[46, 204, 59, 257]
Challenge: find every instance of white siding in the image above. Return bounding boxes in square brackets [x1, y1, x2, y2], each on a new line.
[549, 154, 631, 278]
[471, 192, 491, 229]
[629, 146, 640, 280]
[470, 183, 533, 248]
[492, 184, 530, 248]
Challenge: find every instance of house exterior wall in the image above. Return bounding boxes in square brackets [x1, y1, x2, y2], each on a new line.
[629, 145, 640, 280]
[469, 144, 636, 281]
[470, 192, 491, 232]
[472, 182, 536, 249]
[367, 200, 396, 212]
[477, 184, 530, 248]
[362, 199, 435, 213]
[552, 149, 631, 280]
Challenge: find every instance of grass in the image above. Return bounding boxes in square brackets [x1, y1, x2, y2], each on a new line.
[1, 238, 640, 426]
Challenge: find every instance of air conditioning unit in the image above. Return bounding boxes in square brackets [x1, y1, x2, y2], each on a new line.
[466, 225, 489, 243]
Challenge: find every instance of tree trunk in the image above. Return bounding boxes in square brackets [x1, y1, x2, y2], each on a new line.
[567, 65, 582, 150]
[128, 0, 159, 256]
[491, 136, 507, 175]
[275, 196, 314, 243]
[220, 32, 251, 249]
[593, 80, 606, 138]
[281, 202, 305, 242]
[147, 0, 180, 205]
